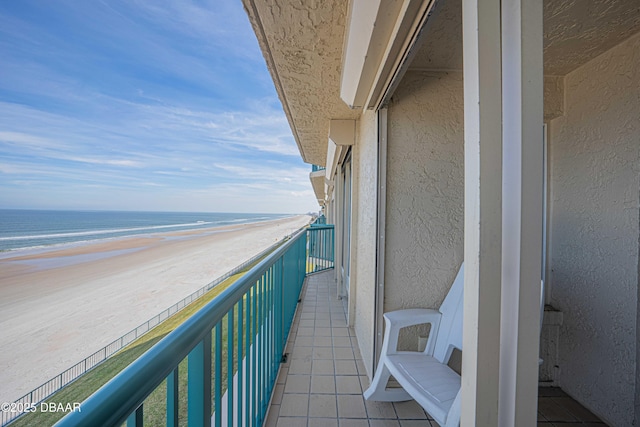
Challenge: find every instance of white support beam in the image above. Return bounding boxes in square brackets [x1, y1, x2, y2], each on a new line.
[341, 0, 389, 108]
[340, 0, 431, 110]
[462, 0, 544, 425]
[499, 0, 543, 425]
[461, 0, 503, 424]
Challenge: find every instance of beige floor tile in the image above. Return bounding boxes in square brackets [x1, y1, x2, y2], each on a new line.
[309, 418, 339, 427]
[309, 394, 338, 418]
[279, 393, 310, 417]
[311, 375, 336, 394]
[285, 375, 311, 394]
[335, 360, 358, 375]
[315, 327, 333, 336]
[336, 376, 362, 394]
[313, 347, 334, 360]
[358, 375, 370, 390]
[332, 328, 349, 337]
[364, 400, 397, 419]
[333, 347, 355, 360]
[400, 421, 433, 427]
[289, 359, 312, 375]
[296, 336, 315, 347]
[333, 337, 352, 347]
[314, 337, 334, 347]
[392, 401, 428, 420]
[277, 417, 308, 427]
[369, 420, 400, 427]
[272, 383, 285, 404]
[264, 404, 280, 427]
[337, 395, 367, 418]
[292, 346, 313, 360]
[339, 419, 369, 427]
[298, 327, 315, 336]
[277, 367, 289, 384]
[353, 347, 363, 360]
[312, 359, 335, 375]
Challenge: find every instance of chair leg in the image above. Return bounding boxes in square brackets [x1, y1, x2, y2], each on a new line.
[363, 359, 412, 402]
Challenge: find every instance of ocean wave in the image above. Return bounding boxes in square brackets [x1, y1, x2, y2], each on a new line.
[0, 221, 214, 241]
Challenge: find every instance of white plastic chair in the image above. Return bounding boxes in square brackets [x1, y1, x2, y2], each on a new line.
[364, 263, 464, 427]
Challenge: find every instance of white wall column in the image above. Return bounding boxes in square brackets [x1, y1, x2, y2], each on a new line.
[334, 166, 344, 297]
[499, 0, 543, 425]
[461, 0, 503, 424]
[462, 0, 543, 425]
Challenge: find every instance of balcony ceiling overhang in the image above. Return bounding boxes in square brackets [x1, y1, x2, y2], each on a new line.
[310, 170, 326, 206]
[243, 0, 639, 166]
[242, 0, 360, 166]
[408, 0, 640, 76]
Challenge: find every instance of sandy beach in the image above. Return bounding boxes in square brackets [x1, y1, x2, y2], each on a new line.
[0, 215, 311, 404]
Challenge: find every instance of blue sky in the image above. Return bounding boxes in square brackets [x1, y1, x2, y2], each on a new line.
[0, 0, 319, 214]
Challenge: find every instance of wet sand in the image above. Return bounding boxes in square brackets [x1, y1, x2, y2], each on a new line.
[0, 215, 310, 404]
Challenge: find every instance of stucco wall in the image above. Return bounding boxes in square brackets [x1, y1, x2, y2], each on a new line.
[384, 71, 464, 350]
[352, 109, 379, 378]
[548, 31, 639, 427]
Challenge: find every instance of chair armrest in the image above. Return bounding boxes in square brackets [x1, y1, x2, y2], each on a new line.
[381, 309, 442, 356]
[383, 308, 442, 329]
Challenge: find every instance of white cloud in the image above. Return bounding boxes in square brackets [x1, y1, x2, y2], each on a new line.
[0, 0, 319, 214]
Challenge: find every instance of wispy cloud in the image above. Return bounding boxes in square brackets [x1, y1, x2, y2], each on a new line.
[0, 0, 319, 213]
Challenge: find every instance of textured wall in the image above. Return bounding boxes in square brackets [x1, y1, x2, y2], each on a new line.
[544, 76, 564, 122]
[384, 71, 464, 350]
[549, 31, 639, 427]
[352, 110, 379, 378]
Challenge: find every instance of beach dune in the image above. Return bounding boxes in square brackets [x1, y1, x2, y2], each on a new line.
[0, 215, 311, 404]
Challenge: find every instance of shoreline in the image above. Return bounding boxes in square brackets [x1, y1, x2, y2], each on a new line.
[0, 215, 299, 268]
[0, 214, 310, 404]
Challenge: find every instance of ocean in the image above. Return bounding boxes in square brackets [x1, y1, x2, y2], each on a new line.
[0, 209, 289, 252]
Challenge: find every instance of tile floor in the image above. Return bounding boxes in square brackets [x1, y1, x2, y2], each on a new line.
[264, 270, 607, 427]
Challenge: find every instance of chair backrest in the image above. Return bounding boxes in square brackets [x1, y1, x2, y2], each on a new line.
[432, 263, 464, 363]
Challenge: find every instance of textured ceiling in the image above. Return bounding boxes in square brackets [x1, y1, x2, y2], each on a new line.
[243, 0, 359, 166]
[544, 0, 640, 75]
[410, 0, 640, 75]
[244, 0, 640, 165]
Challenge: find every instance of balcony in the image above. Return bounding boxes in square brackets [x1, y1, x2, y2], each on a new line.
[50, 225, 334, 427]
[309, 166, 326, 207]
[49, 223, 606, 427]
[265, 271, 608, 427]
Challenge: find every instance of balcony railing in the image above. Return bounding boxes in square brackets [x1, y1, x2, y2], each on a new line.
[311, 164, 326, 172]
[311, 215, 326, 225]
[307, 224, 334, 273]
[53, 225, 333, 427]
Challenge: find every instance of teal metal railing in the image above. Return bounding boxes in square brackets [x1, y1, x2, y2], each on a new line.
[311, 164, 326, 172]
[307, 224, 334, 274]
[54, 228, 310, 427]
